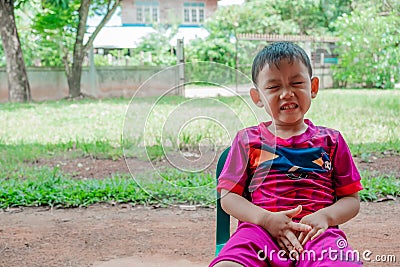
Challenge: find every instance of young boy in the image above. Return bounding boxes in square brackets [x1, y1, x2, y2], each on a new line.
[209, 42, 363, 267]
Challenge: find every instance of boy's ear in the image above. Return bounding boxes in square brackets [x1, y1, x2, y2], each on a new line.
[250, 88, 263, 107]
[311, 77, 319, 98]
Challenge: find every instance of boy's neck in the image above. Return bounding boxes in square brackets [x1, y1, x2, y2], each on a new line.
[268, 120, 308, 139]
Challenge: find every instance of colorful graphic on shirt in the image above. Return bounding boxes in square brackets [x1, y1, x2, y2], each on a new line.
[251, 144, 332, 179]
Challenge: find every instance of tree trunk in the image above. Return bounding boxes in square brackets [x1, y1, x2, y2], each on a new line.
[67, 56, 85, 98]
[64, 0, 120, 98]
[65, 0, 90, 98]
[0, 0, 31, 102]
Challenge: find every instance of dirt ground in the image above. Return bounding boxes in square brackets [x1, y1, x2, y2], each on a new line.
[1, 153, 399, 267]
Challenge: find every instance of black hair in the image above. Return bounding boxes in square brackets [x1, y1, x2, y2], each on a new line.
[251, 41, 312, 86]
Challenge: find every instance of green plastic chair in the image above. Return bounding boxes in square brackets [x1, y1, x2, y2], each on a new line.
[215, 147, 231, 256]
[214, 147, 341, 257]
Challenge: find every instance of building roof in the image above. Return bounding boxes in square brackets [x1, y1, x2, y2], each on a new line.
[86, 25, 209, 49]
[85, 5, 210, 49]
[167, 26, 209, 46]
[87, 26, 156, 49]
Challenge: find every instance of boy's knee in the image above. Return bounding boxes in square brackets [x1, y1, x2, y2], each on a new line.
[212, 261, 244, 267]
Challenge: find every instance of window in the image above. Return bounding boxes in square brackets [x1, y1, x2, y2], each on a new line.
[184, 9, 190, 23]
[136, 8, 143, 22]
[144, 7, 150, 21]
[183, 2, 205, 24]
[152, 7, 158, 22]
[191, 9, 197, 23]
[199, 9, 204, 23]
[135, 1, 159, 23]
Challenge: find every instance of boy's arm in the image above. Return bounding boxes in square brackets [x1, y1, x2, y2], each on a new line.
[298, 192, 360, 245]
[220, 189, 312, 253]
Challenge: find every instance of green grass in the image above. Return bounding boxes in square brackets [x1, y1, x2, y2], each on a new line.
[359, 171, 400, 201]
[0, 166, 214, 208]
[0, 98, 128, 145]
[0, 140, 123, 165]
[308, 89, 400, 155]
[1, 165, 398, 208]
[0, 89, 399, 208]
[1, 90, 399, 154]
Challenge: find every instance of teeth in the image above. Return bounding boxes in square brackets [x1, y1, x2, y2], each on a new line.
[281, 104, 297, 110]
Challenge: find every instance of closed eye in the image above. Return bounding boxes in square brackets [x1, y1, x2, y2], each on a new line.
[292, 81, 304, 86]
[265, 85, 280, 90]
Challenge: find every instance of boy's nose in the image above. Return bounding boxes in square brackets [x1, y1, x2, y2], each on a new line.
[280, 87, 294, 99]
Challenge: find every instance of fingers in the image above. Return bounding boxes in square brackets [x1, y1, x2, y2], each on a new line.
[285, 230, 304, 253]
[300, 231, 312, 246]
[288, 221, 312, 233]
[278, 237, 294, 255]
[277, 239, 289, 254]
[300, 228, 326, 245]
[278, 236, 300, 261]
[311, 228, 325, 241]
[298, 231, 305, 244]
[282, 205, 302, 218]
[278, 232, 303, 253]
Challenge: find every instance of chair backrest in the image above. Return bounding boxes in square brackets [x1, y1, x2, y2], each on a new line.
[214, 146, 341, 256]
[215, 146, 231, 256]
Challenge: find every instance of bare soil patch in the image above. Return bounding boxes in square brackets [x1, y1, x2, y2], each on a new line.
[354, 153, 400, 178]
[32, 152, 400, 180]
[2, 153, 399, 266]
[0, 202, 399, 267]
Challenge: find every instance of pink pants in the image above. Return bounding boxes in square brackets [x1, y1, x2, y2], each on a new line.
[209, 222, 363, 267]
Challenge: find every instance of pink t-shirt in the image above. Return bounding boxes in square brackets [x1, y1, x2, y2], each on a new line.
[217, 119, 363, 220]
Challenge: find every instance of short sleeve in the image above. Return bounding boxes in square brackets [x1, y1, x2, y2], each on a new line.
[217, 130, 250, 195]
[332, 133, 363, 196]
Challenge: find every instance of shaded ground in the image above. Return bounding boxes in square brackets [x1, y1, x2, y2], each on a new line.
[0, 202, 399, 267]
[1, 153, 399, 266]
[32, 152, 400, 180]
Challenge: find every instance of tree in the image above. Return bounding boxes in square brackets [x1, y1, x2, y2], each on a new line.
[333, 5, 400, 88]
[132, 24, 178, 66]
[186, 2, 300, 72]
[206, 2, 300, 37]
[0, 0, 31, 102]
[35, 0, 120, 98]
[244, 0, 353, 35]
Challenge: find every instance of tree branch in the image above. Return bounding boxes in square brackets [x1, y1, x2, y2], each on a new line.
[83, 0, 120, 53]
[383, 0, 393, 11]
[106, 0, 111, 11]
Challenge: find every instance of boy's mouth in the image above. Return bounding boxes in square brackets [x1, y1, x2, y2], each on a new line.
[280, 103, 298, 110]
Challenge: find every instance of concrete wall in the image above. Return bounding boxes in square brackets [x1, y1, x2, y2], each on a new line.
[0, 67, 69, 102]
[313, 65, 334, 89]
[0, 66, 178, 102]
[0, 65, 335, 102]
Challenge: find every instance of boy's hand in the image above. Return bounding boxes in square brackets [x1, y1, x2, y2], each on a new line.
[298, 211, 329, 245]
[260, 205, 311, 256]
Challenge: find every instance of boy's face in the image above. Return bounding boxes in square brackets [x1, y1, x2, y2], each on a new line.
[250, 59, 319, 126]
